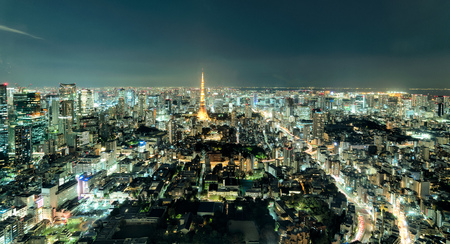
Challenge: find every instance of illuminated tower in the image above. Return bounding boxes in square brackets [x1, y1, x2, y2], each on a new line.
[197, 72, 210, 120]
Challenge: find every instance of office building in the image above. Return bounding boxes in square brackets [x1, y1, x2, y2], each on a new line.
[78, 89, 94, 116]
[14, 125, 32, 165]
[312, 112, 325, 139]
[0, 84, 8, 159]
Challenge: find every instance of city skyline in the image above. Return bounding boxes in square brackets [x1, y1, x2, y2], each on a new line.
[2, 2, 450, 243]
[0, 72, 449, 244]
[1, 1, 450, 88]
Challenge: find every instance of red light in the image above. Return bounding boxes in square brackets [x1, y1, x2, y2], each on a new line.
[3, 83, 7, 86]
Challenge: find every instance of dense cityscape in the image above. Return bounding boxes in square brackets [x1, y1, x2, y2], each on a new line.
[2, 1, 450, 244]
[0, 76, 449, 244]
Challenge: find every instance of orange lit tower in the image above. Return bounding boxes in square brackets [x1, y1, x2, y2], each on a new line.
[197, 72, 210, 120]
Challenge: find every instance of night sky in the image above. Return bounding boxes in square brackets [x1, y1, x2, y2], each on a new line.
[1, 0, 450, 88]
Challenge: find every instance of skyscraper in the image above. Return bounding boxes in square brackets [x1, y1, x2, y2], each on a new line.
[245, 104, 252, 118]
[59, 83, 76, 101]
[197, 72, 210, 121]
[138, 93, 146, 118]
[78, 89, 94, 116]
[13, 92, 41, 117]
[14, 125, 32, 165]
[46, 95, 60, 127]
[13, 92, 47, 148]
[0, 84, 6, 119]
[438, 103, 444, 117]
[126, 88, 136, 107]
[168, 119, 174, 144]
[312, 112, 325, 139]
[59, 100, 74, 136]
[59, 83, 76, 124]
[231, 109, 236, 127]
[0, 84, 8, 159]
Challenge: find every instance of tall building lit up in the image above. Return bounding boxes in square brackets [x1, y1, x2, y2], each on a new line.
[59, 84, 76, 137]
[59, 83, 76, 101]
[78, 89, 94, 116]
[197, 72, 210, 121]
[0, 84, 8, 159]
[14, 125, 32, 165]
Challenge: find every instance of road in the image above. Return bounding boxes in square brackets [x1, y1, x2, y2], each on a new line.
[277, 125, 314, 155]
[332, 175, 373, 243]
[260, 111, 429, 244]
[197, 163, 205, 199]
[275, 121, 373, 243]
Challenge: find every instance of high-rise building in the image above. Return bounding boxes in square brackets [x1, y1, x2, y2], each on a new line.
[138, 93, 146, 118]
[438, 103, 444, 117]
[148, 95, 159, 107]
[214, 98, 223, 113]
[0, 84, 8, 159]
[197, 72, 210, 121]
[59, 83, 76, 101]
[298, 106, 311, 120]
[13, 92, 47, 148]
[126, 88, 136, 107]
[231, 109, 236, 127]
[59, 83, 76, 130]
[285, 97, 294, 117]
[165, 99, 172, 114]
[312, 112, 325, 139]
[59, 100, 74, 138]
[412, 94, 424, 107]
[0, 84, 6, 119]
[117, 97, 125, 118]
[13, 92, 41, 117]
[20, 116, 47, 146]
[283, 147, 293, 167]
[168, 120, 174, 144]
[245, 104, 252, 118]
[0, 125, 7, 160]
[15, 125, 32, 165]
[78, 89, 94, 116]
[152, 108, 157, 125]
[355, 95, 365, 110]
[46, 95, 60, 127]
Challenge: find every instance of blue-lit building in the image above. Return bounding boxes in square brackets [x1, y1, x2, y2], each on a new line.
[126, 88, 136, 107]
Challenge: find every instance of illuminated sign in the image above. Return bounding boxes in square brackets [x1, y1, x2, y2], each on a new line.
[36, 198, 44, 208]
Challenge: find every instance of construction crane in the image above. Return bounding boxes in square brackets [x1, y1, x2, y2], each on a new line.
[14, 83, 32, 93]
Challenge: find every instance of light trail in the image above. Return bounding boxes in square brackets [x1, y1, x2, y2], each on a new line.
[393, 199, 411, 244]
[270, 110, 414, 244]
[353, 215, 365, 242]
[331, 174, 373, 243]
[277, 125, 314, 155]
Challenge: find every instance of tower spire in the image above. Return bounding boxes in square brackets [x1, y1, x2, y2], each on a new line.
[197, 71, 210, 120]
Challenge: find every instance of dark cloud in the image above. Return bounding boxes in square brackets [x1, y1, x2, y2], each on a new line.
[0, 0, 449, 88]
